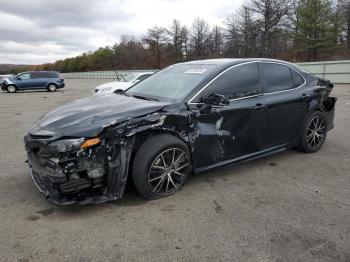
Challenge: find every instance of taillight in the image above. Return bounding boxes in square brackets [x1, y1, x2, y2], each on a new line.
[59, 74, 64, 81]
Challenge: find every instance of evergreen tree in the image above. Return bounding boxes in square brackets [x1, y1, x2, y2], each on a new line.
[296, 0, 338, 61]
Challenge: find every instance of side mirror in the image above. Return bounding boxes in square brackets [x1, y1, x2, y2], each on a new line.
[16, 77, 22, 80]
[113, 89, 123, 94]
[203, 94, 229, 106]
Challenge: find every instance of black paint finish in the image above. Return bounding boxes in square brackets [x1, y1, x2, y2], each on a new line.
[24, 58, 337, 205]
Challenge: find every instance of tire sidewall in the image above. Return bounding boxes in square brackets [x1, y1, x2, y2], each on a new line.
[7, 85, 16, 93]
[48, 84, 57, 92]
[300, 111, 327, 153]
[132, 135, 192, 199]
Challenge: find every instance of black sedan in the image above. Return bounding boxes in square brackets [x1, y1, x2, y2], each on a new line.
[24, 59, 337, 205]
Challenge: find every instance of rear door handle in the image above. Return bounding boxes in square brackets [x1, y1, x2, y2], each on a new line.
[253, 103, 267, 111]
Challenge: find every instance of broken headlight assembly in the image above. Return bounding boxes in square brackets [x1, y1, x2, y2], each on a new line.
[39, 137, 101, 156]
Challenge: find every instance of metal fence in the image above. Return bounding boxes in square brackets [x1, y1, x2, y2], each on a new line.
[62, 60, 350, 84]
[62, 70, 155, 80]
[297, 60, 350, 84]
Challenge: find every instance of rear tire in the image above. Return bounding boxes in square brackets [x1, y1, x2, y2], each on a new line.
[299, 111, 327, 153]
[7, 85, 16, 93]
[48, 84, 57, 92]
[132, 134, 192, 199]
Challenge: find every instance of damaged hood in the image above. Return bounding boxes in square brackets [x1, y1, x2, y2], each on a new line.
[30, 94, 170, 138]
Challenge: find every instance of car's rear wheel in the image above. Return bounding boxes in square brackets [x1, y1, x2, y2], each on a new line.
[7, 85, 16, 93]
[48, 84, 57, 92]
[132, 134, 192, 199]
[299, 111, 327, 153]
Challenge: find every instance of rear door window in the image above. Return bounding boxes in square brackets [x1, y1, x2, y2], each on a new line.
[262, 63, 294, 93]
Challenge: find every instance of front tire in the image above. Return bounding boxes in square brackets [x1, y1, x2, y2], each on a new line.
[299, 111, 327, 153]
[7, 85, 16, 93]
[132, 134, 192, 199]
[48, 84, 57, 92]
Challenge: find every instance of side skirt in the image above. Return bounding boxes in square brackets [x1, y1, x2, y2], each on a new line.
[194, 144, 289, 174]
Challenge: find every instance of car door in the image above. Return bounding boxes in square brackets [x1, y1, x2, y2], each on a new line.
[15, 73, 33, 89]
[187, 62, 269, 169]
[31, 72, 48, 88]
[259, 62, 308, 147]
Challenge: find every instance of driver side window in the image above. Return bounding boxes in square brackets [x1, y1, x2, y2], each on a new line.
[195, 63, 261, 102]
[18, 73, 31, 80]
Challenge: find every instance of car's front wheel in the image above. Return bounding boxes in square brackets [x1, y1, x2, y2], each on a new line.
[7, 85, 16, 93]
[132, 134, 192, 199]
[299, 111, 327, 153]
[48, 84, 57, 92]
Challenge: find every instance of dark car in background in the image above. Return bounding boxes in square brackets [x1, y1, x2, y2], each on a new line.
[24, 58, 337, 205]
[1, 71, 64, 93]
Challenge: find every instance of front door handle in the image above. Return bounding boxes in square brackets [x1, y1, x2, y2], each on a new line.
[300, 93, 311, 100]
[253, 103, 267, 111]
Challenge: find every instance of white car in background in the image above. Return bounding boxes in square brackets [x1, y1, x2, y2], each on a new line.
[93, 72, 154, 95]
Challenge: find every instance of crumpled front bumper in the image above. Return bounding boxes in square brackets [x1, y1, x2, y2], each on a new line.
[25, 134, 134, 205]
[26, 150, 115, 205]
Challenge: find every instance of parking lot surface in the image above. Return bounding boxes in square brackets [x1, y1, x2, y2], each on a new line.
[0, 79, 349, 261]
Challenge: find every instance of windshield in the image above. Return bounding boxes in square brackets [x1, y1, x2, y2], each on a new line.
[125, 64, 216, 102]
[124, 73, 139, 82]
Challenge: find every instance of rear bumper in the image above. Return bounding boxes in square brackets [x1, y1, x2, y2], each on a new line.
[57, 82, 65, 88]
[324, 97, 337, 131]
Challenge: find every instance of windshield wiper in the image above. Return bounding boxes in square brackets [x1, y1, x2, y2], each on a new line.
[131, 94, 159, 102]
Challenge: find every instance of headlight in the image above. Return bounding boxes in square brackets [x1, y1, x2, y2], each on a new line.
[47, 138, 85, 153]
[40, 138, 102, 156]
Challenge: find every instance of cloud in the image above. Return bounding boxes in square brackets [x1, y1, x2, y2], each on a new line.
[0, 0, 244, 64]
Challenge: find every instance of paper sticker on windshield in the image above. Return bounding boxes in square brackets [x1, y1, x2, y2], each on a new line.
[184, 69, 207, 74]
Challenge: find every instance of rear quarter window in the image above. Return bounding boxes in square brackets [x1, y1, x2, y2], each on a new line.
[291, 69, 305, 88]
[46, 72, 59, 78]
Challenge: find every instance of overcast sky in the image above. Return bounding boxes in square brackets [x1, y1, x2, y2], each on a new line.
[0, 0, 244, 64]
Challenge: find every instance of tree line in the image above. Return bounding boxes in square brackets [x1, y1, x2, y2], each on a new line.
[9, 0, 350, 73]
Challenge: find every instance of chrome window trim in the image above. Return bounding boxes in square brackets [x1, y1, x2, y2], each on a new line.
[187, 60, 307, 105]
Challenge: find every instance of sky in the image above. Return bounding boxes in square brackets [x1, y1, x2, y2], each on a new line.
[0, 0, 244, 65]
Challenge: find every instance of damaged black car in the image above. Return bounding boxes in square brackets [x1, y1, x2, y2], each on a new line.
[24, 59, 337, 205]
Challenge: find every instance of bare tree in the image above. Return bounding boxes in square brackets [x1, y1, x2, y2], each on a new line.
[180, 26, 190, 60]
[248, 0, 291, 57]
[237, 6, 260, 57]
[224, 14, 240, 57]
[210, 25, 224, 56]
[143, 26, 169, 68]
[167, 20, 183, 61]
[190, 18, 211, 58]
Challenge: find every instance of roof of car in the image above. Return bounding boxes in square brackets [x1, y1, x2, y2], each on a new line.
[182, 58, 301, 72]
[27, 71, 59, 73]
[184, 58, 296, 66]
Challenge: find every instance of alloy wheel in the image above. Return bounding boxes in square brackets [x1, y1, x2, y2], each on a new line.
[306, 115, 326, 148]
[147, 148, 190, 196]
[48, 84, 56, 92]
[7, 86, 16, 93]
